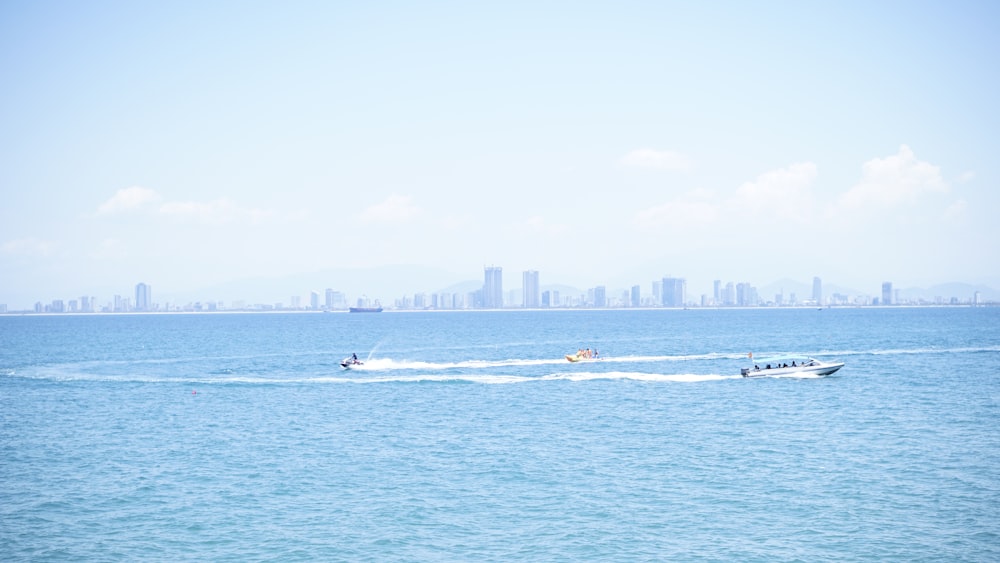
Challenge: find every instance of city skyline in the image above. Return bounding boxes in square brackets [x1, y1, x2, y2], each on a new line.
[2, 3, 998, 309]
[4, 266, 995, 314]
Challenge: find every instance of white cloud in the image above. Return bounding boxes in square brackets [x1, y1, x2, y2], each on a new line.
[360, 195, 421, 223]
[97, 186, 161, 214]
[730, 162, 818, 218]
[97, 187, 272, 224]
[839, 145, 947, 208]
[620, 149, 693, 171]
[1, 237, 55, 256]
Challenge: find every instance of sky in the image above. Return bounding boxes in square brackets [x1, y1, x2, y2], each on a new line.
[2, 1, 998, 309]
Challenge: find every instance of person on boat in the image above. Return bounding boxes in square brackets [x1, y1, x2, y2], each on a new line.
[791, 360, 797, 367]
[585, 348, 592, 358]
[351, 353, 359, 364]
[593, 349, 599, 359]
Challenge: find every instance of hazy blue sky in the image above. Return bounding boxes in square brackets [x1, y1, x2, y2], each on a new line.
[2, 1, 998, 308]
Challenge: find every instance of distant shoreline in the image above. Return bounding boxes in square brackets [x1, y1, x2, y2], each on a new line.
[1, 302, 996, 316]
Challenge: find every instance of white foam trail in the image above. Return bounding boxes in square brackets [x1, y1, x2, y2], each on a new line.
[335, 353, 744, 371]
[4, 369, 743, 385]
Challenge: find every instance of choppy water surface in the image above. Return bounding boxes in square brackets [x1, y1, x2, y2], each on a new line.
[2, 308, 998, 560]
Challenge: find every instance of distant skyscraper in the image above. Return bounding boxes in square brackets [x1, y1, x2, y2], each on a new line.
[310, 291, 320, 310]
[737, 282, 751, 307]
[713, 280, 721, 304]
[324, 289, 345, 309]
[812, 277, 822, 305]
[483, 266, 503, 309]
[882, 282, 893, 305]
[522, 270, 540, 308]
[135, 283, 151, 312]
[661, 277, 686, 307]
[631, 285, 641, 307]
[593, 286, 607, 308]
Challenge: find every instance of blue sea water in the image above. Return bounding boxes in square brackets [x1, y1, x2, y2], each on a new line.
[1, 308, 999, 561]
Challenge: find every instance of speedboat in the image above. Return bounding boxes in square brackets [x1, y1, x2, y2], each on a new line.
[340, 357, 364, 369]
[741, 355, 844, 378]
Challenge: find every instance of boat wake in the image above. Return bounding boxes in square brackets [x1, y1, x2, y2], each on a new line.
[3, 368, 741, 385]
[340, 352, 742, 371]
[5, 344, 997, 386]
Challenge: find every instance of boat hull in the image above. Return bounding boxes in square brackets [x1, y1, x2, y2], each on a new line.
[741, 361, 844, 378]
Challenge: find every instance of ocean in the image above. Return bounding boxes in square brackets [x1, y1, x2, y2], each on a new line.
[2, 307, 998, 561]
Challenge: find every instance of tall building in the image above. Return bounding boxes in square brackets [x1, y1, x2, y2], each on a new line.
[736, 282, 759, 307]
[310, 291, 320, 310]
[882, 282, 893, 305]
[713, 280, 721, 305]
[724, 282, 736, 306]
[483, 266, 503, 309]
[135, 283, 151, 312]
[593, 286, 607, 308]
[630, 285, 641, 307]
[661, 277, 686, 307]
[522, 270, 540, 308]
[325, 289, 346, 309]
[812, 277, 822, 305]
[737, 283, 750, 306]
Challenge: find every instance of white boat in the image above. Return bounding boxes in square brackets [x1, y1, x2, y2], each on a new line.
[741, 355, 844, 378]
